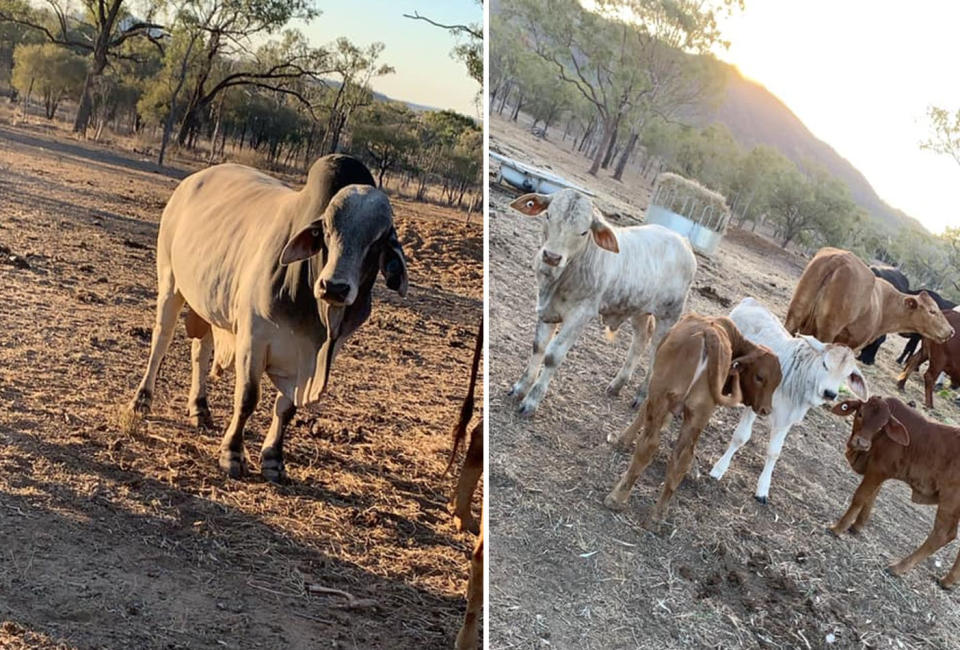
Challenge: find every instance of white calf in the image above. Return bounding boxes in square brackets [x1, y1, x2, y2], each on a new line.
[709, 298, 868, 502]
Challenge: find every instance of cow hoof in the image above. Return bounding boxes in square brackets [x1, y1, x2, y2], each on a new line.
[219, 450, 247, 479]
[260, 456, 287, 484]
[517, 402, 536, 417]
[938, 578, 955, 591]
[826, 526, 844, 538]
[454, 514, 480, 535]
[885, 565, 905, 578]
[603, 493, 627, 512]
[190, 411, 216, 432]
[507, 384, 523, 399]
[605, 380, 623, 397]
[754, 495, 768, 505]
[630, 397, 643, 410]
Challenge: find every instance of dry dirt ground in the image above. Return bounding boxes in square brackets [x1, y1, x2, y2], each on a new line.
[0, 116, 482, 649]
[488, 113, 960, 649]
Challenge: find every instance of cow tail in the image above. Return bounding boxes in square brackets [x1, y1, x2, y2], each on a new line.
[445, 317, 484, 476]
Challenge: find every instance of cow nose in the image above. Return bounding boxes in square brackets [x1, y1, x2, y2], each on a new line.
[759, 407, 770, 416]
[319, 280, 351, 304]
[823, 389, 838, 401]
[542, 250, 562, 266]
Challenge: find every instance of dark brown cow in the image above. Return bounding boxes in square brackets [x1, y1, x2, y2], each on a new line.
[604, 314, 781, 521]
[784, 247, 953, 351]
[830, 396, 960, 588]
[896, 310, 960, 408]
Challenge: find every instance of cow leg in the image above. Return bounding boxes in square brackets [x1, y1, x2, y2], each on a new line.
[604, 397, 672, 510]
[188, 331, 215, 430]
[450, 421, 483, 534]
[218, 337, 266, 478]
[455, 517, 483, 650]
[830, 473, 884, 536]
[898, 335, 920, 366]
[516, 309, 590, 416]
[897, 349, 924, 392]
[123, 275, 185, 431]
[889, 504, 958, 577]
[508, 319, 556, 401]
[754, 418, 793, 504]
[649, 408, 709, 522]
[923, 358, 944, 409]
[259, 392, 296, 483]
[606, 313, 654, 397]
[631, 314, 674, 409]
[709, 407, 755, 481]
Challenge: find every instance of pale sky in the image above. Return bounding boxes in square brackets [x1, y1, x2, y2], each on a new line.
[301, 1, 480, 117]
[716, 1, 960, 235]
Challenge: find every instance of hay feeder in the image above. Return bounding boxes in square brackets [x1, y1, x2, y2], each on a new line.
[646, 172, 731, 256]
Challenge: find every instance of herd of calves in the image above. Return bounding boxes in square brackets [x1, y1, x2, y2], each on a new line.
[507, 188, 960, 589]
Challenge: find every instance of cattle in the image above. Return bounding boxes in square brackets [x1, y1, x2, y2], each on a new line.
[603, 314, 781, 521]
[894, 290, 958, 365]
[856, 265, 910, 365]
[447, 319, 484, 650]
[121, 155, 408, 481]
[506, 189, 697, 416]
[709, 298, 868, 503]
[829, 395, 960, 588]
[896, 309, 960, 408]
[784, 247, 953, 352]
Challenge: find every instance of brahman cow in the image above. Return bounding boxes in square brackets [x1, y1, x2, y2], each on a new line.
[506, 189, 696, 416]
[122, 154, 408, 481]
[829, 396, 960, 588]
[709, 298, 868, 503]
[784, 247, 953, 352]
[604, 313, 781, 521]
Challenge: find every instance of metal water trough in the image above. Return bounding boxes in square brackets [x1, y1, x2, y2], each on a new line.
[490, 151, 595, 196]
[645, 173, 731, 256]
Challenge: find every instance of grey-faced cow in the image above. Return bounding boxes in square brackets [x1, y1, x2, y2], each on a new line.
[122, 154, 408, 481]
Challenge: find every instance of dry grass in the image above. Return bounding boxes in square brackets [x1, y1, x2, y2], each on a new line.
[488, 111, 960, 649]
[0, 114, 482, 649]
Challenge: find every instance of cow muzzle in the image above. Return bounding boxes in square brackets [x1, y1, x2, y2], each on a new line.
[541, 250, 562, 267]
[317, 279, 353, 306]
[823, 389, 838, 401]
[850, 436, 871, 451]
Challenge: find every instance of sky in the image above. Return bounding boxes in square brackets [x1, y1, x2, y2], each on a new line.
[715, 1, 960, 235]
[300, 1, 481, 118]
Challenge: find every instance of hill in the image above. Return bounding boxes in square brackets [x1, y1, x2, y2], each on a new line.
[706, 64, 926, 234]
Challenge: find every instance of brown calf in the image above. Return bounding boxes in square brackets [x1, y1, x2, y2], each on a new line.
[448, 318, 483, 649]
[784, 247, 953, 351]
[896, 310, 960, 408]
[604, 314, 782, 521]
[830, 396, 960, 588]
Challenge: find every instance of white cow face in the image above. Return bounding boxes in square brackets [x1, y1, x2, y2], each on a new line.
[799, 335, 868, 404]
[509, 189, 619, 276]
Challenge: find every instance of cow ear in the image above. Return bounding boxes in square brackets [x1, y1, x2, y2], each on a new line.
[884, 416, 910, 446]
[380, 226, 408, 297]
[799, 335, 826, 352]
[281, 221, 323, 265]
[831, 399, 861, 417]
[509, 193, 551, 216]
[847, 370, 868, 399]
[905, 296, 919, 310]
[591, 212, 620, 253]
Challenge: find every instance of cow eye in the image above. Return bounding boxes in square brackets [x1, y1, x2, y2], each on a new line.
[580, 230, 589, 236]
[755, 374, 763, 383]
[525, 200, 535, 209]
[822, 360, 828, 370]
[310, 228, 321, 238]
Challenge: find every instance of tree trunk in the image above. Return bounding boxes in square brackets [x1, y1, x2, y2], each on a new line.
[600, 112, 621, 169]
[612, 131, 639, 181]
[510, 93, 523, 121]
[589, 115, 616, 176]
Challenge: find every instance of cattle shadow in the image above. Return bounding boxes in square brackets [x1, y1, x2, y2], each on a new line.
[0, 423, 466, 649]
[0, 125, 190, 182]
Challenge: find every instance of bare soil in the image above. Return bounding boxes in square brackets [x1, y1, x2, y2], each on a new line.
[0, 115, 482, 649]
[488, 112, 960, 649]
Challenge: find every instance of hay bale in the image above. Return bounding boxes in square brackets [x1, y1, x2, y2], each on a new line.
[650, 172, 731, 232]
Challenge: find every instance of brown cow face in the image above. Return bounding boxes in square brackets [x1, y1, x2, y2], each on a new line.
[906, 293, 955, 343]
[830, 396, 909, 451]
[509, 190, 618, 276]
[733, 345, 782, 416]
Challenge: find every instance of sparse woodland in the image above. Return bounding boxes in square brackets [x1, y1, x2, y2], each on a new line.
[493, 0, 960, 298]
[0, 0, 482, 212]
